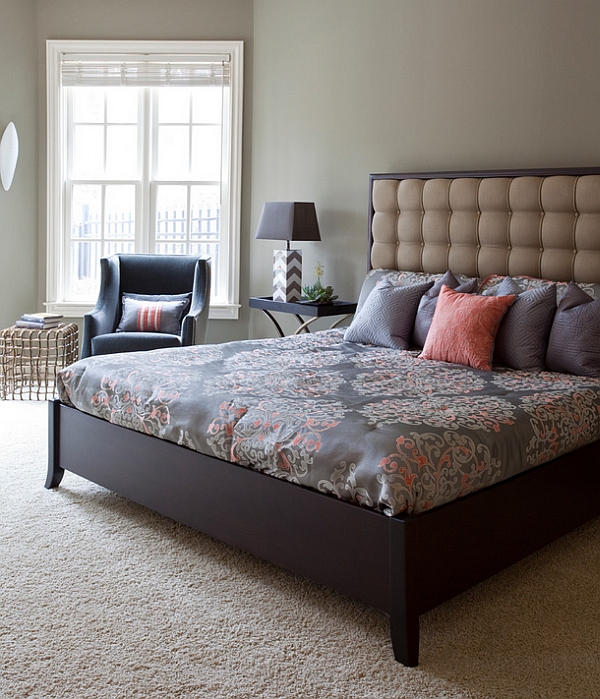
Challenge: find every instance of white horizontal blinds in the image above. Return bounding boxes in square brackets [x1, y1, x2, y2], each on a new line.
[60, 54, 231, 87]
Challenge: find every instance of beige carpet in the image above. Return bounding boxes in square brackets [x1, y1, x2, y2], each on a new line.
[1, 400, 599, 699]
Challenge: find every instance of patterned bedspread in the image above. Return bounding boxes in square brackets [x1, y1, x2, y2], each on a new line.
[56, 330, 600, 517]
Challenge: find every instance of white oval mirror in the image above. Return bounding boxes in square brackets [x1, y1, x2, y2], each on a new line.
[0, 122, 19, 191]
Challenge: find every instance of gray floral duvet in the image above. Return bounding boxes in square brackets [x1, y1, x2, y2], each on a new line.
[56, 330, 600, 517]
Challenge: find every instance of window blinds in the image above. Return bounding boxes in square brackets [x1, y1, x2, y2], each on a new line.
[60, 54, 231, 87]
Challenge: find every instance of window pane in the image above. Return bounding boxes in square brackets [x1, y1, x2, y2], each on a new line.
[71, 185, 102, 240]
[158, 87, 190, 123]
[72, 87, 105, 123]
[106, 125, 138, 178]
[106, 87, 139, 123]
[155, 242, 187, 255]
[190, 185, 220, 240]
[69, 240, 101, 301]
[105, 185, 136, 239]
[72, 125, 104, 178]
[156, 125, 190, 179]
[105, 240, 135, 256]
[192, 86, 222, 124]
[189, 242, 218, 262]
[155, 185, 188, 243]
[191, 125, 221, 180]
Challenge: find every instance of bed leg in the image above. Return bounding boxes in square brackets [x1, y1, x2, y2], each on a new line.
[389, 517, 420, 666]
[45, 399, 65, 489]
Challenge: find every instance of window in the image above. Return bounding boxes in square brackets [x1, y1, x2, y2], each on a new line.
[46, 40, 243, 319]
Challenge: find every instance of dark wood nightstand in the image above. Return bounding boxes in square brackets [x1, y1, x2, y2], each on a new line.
[249, 297, 357, 337]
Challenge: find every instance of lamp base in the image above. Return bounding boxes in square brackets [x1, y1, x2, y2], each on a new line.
[273, 249, 302, 302]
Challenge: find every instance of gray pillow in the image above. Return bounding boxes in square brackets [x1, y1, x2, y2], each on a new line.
[412, 270, 478, 348]
[116, 293, 191, 334]
[493, 277, 556, 370]
[355, 269, 443, 313]
[344, 280, 433, 350]
[546, 282, 600, 377]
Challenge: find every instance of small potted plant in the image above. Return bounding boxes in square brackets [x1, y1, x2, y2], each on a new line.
[302, 261, 338, 304]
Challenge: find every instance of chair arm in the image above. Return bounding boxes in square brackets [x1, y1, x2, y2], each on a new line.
[80, 257, 122, 358]
[181, 258, 211, 345]
[81, 308, 116, 359]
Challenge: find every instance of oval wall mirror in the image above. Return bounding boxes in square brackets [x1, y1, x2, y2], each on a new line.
[0, 122, 19, 191]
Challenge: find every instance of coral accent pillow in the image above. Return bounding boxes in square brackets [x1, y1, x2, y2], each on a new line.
[412, 270, 478, 348]
[419, 285, 515, 371]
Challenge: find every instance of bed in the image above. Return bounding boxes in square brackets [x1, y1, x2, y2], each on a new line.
[46, 167, 600, 666]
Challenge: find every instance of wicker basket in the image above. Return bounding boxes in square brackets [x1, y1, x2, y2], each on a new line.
[0, 323, 79, 400]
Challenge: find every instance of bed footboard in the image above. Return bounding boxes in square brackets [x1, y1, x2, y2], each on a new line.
[45, 399, 600, 666]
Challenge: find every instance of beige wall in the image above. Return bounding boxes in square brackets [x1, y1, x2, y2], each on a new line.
[250, 0, 600, 337]
[3, 0, 600, 341]
[0, 0, 38, 330]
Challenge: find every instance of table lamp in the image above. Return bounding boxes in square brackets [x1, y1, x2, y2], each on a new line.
[255, 202, 321, 302]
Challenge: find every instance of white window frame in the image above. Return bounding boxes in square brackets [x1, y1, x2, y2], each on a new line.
[46, 39, 243, 320]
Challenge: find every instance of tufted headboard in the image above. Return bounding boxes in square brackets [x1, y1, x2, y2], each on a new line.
[369, 167, 600, 283]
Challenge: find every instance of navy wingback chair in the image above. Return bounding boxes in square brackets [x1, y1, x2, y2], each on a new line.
[81, 254, 211, 359]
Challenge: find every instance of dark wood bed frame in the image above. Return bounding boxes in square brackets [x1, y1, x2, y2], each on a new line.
[46, 167, 600, 666]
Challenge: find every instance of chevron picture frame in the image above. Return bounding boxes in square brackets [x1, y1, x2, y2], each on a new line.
[273, 249, 302, 302]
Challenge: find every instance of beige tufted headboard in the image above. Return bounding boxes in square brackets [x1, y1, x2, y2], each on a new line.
[369, 167, 600, 283]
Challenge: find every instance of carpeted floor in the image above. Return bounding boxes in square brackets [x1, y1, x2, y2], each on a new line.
[1, 400, 599, 699]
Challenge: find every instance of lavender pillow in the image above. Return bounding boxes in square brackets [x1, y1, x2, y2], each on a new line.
[412, 270, 478, 348]
[344, 280, 433, 350]
[493, 277, 556, 370]
[546, 282, 600, 377]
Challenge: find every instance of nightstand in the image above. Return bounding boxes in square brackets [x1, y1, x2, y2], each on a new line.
[249, 297, 357, 337]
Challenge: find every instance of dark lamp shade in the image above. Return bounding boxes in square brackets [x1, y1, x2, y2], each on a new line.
[255, 202, 321, 243]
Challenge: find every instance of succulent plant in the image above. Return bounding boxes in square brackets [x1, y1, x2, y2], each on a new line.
[302, 261, 338, 303]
